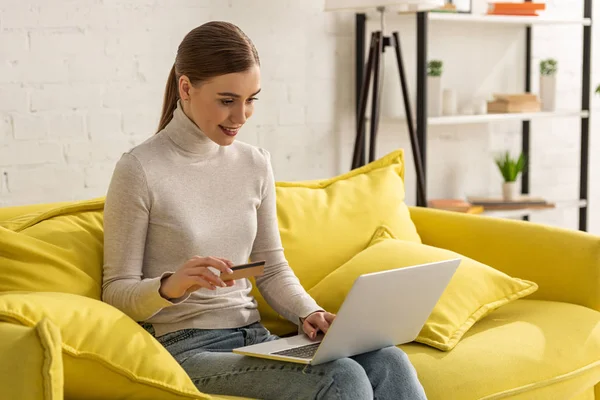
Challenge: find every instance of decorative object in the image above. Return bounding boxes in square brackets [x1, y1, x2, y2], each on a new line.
[326, 0, 445, 207]
[495, 151, 525, 201]
[475, 98, 488, 115]
[487, 93, 541, 113]
[435, 0, 471, 13]
[460, 104, 475, 115]
[427, 60, 443, 117]
[540, 58, 557, 111]
[442, 88, 457, 116]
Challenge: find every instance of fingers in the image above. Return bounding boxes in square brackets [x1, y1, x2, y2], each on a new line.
[186, 267, 227, 288]
[323, 312, 336, 324]
[303, 320, 318, 340]
[191, 256, 234, 274]
[303, 312, 332, 340]
[190, 276, 217, 290]
[313, 314, 331, 334]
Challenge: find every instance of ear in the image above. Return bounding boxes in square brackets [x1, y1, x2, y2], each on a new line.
[178, 75, 192, 101]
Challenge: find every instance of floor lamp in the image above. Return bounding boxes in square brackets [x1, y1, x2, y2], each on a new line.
[325, 0, 443, 207]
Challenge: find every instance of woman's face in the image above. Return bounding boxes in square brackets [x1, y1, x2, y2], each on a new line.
[179, 65, 260, 146]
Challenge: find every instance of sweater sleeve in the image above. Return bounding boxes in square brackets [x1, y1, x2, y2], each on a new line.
[251, 150, 324, 325]
[102, 153, 187, 321]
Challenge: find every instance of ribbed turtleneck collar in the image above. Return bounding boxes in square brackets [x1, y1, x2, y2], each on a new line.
[164, 100, 221, 156]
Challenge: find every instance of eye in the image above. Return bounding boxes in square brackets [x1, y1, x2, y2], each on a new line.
[246, 97, 258, 104]
[220, 99, 234, 106]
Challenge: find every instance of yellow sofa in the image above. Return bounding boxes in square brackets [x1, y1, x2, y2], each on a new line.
[1, 150, 600, 399]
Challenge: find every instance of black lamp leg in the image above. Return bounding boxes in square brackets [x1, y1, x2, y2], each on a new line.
[391, 31, 426, 206]
[352, 32, 377, 170]
[368, 32, 383, 163]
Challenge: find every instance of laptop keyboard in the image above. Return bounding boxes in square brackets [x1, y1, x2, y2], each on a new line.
[271, 342, 321, 359]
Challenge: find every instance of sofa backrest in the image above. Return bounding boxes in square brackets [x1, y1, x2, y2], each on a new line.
[0, 149, 420, 327]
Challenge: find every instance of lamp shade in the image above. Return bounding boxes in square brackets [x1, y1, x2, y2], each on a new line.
[324, 0, 444, 12]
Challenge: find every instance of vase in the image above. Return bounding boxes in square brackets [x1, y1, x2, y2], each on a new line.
[427, 76, 442, 117]
[540, 75, 556, 111]
[442, 88, 457, 116]
[502, 182, 518, 202]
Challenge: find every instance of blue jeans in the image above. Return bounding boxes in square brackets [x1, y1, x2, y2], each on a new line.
[143, 322, 427, 400]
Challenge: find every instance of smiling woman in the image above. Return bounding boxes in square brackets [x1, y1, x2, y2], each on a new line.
[101, 20, 427, 400]
[156, 22, 261, 146]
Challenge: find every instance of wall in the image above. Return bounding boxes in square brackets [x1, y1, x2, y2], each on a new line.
[0, 0, 598, 233]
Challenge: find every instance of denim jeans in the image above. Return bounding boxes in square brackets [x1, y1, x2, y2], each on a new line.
[143, 322, 427, 400]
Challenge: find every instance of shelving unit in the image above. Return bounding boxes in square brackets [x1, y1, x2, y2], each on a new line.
[354, 4, 593, 231]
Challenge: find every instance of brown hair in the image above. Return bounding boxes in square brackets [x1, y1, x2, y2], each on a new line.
[157, 21, 260, 133]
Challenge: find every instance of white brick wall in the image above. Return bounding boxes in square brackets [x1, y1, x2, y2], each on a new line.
[0, 0, 598, 234]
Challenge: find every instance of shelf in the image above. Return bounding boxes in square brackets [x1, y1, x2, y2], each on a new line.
[429, 110, 589, 126]
[481, 199, 587, 219]
[429, 13, 592, 26]
[375, 110, 588, 126]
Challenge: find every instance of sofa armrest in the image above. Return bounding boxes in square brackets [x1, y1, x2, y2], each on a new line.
[409, 206, 600, 312]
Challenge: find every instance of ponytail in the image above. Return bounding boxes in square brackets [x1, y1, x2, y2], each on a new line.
[157, 64, 178, 133]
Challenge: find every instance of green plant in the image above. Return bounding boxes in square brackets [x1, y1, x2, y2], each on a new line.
[596, 84, 600, 95]
[495, 151, 526, 183]
[540, 59, 558, 76]
[427, 60, 443, 77]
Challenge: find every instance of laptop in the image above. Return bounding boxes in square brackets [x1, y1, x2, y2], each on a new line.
[233, 258, 460, 365]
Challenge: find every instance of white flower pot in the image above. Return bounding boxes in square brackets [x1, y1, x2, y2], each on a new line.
[540, 75, 556, 111]
[427, 76, 442, 117]
[502, 182, 518, 202]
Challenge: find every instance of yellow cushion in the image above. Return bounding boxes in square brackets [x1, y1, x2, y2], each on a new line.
[0, 292, 212, 400]
[0, 318, 63, 400]
[0, 198, 105, 299]
[401, 300, 600, 399]
[308, 225, 538, 351]
[252, 149, 421, 335]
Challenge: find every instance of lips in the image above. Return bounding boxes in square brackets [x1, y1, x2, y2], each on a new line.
[219, 125, 240, 137]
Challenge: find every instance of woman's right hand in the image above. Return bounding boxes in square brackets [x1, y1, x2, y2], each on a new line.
[159, 256, 235, 299]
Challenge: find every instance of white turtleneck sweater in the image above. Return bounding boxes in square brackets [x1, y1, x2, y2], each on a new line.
[102, 101, 322, 337]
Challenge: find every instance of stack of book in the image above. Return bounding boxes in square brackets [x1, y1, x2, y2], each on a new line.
[466, 195, 555, 211]
[487, 2, 546, 16]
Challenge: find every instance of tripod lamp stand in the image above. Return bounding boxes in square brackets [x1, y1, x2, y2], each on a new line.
[325, 0, 443, 207]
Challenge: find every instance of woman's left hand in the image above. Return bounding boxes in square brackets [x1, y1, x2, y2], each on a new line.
[302, 311, 336, 340]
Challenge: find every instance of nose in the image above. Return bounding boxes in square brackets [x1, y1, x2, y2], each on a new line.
[231, 104, 248, 125]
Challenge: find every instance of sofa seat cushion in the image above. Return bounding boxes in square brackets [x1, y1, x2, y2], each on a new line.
[401, 299, 600, 400]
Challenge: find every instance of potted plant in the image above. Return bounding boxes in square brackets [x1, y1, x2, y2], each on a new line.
[540, 59, 557, 111]
[495, 151, 526, 201]
[427, 60, 443, 117]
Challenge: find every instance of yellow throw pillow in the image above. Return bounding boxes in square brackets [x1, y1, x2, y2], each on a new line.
[0, 318, 63, 400]
[0, 198, 105, 299]
[0, 292, 211, 400]
[252, 149, 421, 335]
[308, 226, 538, 351]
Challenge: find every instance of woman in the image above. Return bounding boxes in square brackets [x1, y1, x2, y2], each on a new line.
[102, 21, 427, 400]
